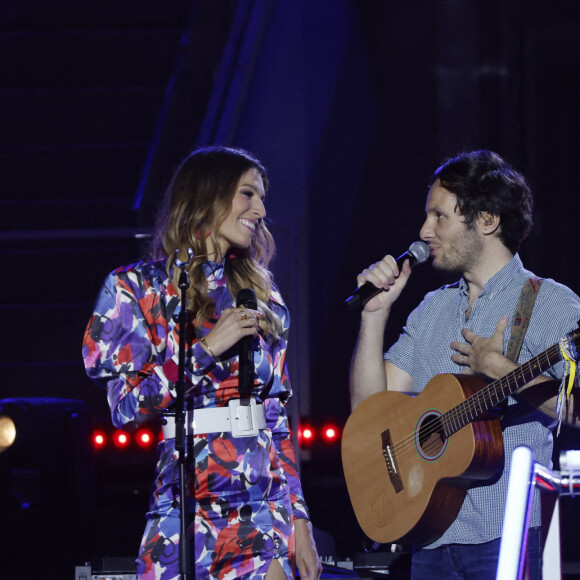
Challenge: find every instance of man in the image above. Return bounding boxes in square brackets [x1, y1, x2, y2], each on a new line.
[349, 150, 580, 580]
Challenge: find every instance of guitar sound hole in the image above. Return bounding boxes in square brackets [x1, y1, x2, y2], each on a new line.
[418, 414, 446, 458]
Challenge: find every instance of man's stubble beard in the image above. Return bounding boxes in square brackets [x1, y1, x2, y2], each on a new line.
[432, 225, 483, 274]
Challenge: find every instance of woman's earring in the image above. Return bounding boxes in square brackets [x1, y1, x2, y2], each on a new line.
[195, 228, 211, 239]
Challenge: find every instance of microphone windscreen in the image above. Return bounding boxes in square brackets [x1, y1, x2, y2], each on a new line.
[236, 288, 257, 310]
[408, 241, 430, 264]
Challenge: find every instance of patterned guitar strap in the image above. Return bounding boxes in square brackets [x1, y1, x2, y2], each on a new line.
[505, 277, 544, 363]
[499, 276, 544, 419]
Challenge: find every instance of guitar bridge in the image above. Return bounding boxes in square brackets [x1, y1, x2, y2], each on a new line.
[381, 429, 403, 493]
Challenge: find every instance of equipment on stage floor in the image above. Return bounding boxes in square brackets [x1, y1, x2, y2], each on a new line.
[75, 551, 410, 579]
[74, 557, 136, 580]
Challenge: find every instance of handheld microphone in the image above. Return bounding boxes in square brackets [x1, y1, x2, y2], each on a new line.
[344, 241, 430, 310]
[236, 288, 257, 396]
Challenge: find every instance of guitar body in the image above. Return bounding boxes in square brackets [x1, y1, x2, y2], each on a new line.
[342, 373, 504, 546]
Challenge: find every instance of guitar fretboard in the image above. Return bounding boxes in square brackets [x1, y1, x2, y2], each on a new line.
[442, 340, 566, 437]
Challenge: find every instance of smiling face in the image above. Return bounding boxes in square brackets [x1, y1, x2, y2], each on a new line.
[210, 167, 266, 260]
[420, 179, 483, 273]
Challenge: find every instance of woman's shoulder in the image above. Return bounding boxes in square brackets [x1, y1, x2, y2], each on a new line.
[268, 281, 285, 307]
[110, 258, 169, 281]
[102, 258, 173, 299]
[266, 282, 291, 332]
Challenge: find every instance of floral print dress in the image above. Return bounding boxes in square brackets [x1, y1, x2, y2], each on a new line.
[82, 258, 309, 579]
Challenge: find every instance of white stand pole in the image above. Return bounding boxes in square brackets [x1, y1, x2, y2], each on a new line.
[496, 446, 535, 580]
[542, 498, 561, 580]
[496, 446, 580, 580]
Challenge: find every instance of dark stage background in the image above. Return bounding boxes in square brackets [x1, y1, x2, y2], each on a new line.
[2, 1, 580, 578]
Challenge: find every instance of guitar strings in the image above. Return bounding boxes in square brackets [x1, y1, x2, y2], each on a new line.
[441, 346, 556, 432]
[394, 348, 554, 459]
[403, 332, 578, 458]
[391, 347, 557, 460]
[387, 344, 561, 462]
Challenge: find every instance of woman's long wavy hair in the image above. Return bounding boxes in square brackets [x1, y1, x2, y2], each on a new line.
[148, 146, 283, 342]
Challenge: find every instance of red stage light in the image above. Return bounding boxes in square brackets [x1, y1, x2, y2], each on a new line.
[113, 430, 129, 448]
[299, 426, 315, 445]
[92, 426, 160, 452]
[136, 430, 154, 448]
[93, 431, 106, 449]
[322, 425, 338, 442]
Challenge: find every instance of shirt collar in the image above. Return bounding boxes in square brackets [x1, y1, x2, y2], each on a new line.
[202, 259, 226, 281]
[458, 253, 526, 298]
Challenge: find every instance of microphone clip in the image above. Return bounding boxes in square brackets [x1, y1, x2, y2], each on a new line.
[174, 248, 194, 270]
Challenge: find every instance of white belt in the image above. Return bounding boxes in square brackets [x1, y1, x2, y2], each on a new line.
[162, 398, 266, 439]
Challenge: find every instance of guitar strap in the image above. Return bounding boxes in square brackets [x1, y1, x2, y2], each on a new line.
[496, 276, 544, 423]
[505, 276, 544, 363]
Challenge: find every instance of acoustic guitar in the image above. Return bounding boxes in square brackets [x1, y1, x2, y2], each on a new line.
[341, 328, 580, 547]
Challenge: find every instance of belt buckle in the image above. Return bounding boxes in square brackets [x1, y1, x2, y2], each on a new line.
[228, 398, 259, 438]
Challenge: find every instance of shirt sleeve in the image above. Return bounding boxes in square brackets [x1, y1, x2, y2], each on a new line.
[82, 268, 215, 430]
[384, 291, 435, 378]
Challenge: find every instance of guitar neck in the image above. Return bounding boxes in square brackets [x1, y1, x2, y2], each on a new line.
[444, 340, 564, 436]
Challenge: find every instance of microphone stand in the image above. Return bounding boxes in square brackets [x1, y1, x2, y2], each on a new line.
[173, 248, 194, 579]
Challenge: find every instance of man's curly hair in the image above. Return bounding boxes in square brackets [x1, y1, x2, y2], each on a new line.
[429, 150, 533, 254]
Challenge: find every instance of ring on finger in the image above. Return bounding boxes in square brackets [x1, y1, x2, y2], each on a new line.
[240, 311, 248, 320]
[461, 355, 466, 364]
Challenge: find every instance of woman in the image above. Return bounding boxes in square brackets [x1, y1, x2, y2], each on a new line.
[82, 147, 321, 579]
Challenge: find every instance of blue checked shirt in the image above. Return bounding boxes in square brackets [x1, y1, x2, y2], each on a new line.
[384, 254, 580, 548]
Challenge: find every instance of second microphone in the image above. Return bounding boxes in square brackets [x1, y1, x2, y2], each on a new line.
[236, 288, 257, 396]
